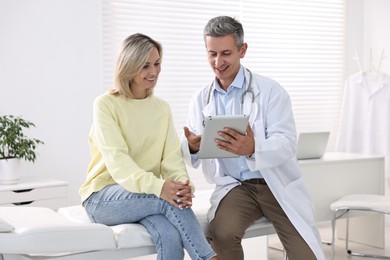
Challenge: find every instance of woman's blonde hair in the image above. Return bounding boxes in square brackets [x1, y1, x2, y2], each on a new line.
[110, 33, 162, 98]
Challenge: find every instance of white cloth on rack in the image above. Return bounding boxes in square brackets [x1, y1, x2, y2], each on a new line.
[336, 71, 390, 185]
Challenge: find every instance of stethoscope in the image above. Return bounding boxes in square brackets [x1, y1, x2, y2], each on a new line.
[205, 68, 255, 118]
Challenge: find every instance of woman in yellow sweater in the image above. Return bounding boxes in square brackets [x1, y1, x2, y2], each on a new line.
[80, 33, 216, 260]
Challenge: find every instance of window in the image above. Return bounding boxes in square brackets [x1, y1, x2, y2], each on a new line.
[102, 0, 345, 189]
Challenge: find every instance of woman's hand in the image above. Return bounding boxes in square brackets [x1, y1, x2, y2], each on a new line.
[160, 179, 194, 209]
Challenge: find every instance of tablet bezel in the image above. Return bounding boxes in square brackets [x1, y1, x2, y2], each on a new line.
[198, 114, 249, 159]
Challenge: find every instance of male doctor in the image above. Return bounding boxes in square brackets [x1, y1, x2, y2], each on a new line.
[182, 16, 325, 260]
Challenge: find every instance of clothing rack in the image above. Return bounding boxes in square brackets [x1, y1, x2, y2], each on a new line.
[353, 48, 387, 75]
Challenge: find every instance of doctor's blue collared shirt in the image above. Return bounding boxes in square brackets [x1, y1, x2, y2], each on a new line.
[208, 66, 262, 181]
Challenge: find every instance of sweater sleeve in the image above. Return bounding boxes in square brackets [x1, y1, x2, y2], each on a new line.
[160, 107, 194, 191]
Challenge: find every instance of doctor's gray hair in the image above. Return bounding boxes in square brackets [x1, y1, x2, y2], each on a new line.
[203, 16, 244, 50]
[110, 33, 162, 99]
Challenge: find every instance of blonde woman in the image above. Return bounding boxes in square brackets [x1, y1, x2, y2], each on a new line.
[80, 33, 217, 260]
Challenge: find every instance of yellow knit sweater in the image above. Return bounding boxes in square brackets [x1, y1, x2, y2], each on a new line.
[79, 92, 190, 203]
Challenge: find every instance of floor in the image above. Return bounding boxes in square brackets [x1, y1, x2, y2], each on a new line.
[132, 217, 390, 260]
[268, 218, 390, 260]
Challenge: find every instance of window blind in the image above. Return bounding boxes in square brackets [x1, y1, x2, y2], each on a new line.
[102, 0, 345, 189]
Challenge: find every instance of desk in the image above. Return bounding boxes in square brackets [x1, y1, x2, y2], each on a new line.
[0, 178, 68, 210]
[299, 152, 385, 247]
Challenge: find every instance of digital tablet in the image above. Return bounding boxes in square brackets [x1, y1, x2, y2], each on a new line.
[198, 115, 249, 159]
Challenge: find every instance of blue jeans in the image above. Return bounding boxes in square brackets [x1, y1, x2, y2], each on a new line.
[83, 184, 216, 260]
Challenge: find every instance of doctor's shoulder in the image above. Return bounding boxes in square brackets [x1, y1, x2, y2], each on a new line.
[252, 73, 287, 94]
[188, 84, 210, 106]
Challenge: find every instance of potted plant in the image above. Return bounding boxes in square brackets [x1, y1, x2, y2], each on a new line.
[0, 115, 44, 184]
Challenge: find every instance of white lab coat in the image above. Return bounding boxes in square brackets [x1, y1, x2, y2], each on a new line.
[182, 67, 325, 259]
[336, 72, 390, 182]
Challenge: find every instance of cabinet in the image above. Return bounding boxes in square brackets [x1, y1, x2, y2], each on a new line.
[0, 178, 68, 210]
[299, 152, 385, 247]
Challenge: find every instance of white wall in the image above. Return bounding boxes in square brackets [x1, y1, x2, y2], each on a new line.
[363, 0, 390, 195]
[362, 0, 390, 74]
[345, 0, 364, 75]
[0, 0, 389, 205]
[0, 0, 102, 205]
[345, 0, 390, 75]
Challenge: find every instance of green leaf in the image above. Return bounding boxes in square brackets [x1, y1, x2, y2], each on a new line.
[0, 115, 44, 163]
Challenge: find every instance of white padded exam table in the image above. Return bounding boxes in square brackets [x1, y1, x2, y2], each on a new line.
[0, 190, 276, 260]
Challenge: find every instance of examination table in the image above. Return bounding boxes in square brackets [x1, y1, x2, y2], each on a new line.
[0, 190, 276, 260]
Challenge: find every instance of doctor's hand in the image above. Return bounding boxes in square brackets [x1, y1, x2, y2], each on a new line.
[216, 124, 255, 157]
[183, 127, 201, 154]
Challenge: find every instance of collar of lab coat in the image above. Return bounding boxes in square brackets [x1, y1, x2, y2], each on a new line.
[202, 66, 260, 125]
[354, 71, 389, 96]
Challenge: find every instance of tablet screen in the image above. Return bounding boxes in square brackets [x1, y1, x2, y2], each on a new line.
[198, 115, 249, 159]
